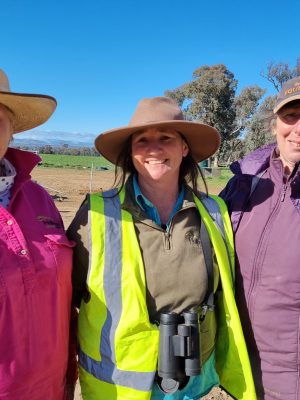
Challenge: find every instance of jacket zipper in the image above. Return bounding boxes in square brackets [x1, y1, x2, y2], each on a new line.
[137, 202, 198, 251]
[164, 231, 171, 250]
[281, 183, 288, 202]
[162, 203, 197, 251]
[248, 182, 288, 320]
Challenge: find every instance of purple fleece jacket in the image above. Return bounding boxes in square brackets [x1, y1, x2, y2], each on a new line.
[220, 144, 300, 400]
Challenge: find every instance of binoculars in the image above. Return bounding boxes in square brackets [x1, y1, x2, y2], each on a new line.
[157, 311, 201, 394]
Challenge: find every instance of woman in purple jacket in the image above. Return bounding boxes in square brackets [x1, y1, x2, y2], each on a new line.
[220, 76, 300, 400]
[0, 69, 76, 400]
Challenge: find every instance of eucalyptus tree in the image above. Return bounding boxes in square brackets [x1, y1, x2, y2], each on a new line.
[261, 58, 300, 91]
[165, 64, 264, 165]
[243, 96, 275, 154]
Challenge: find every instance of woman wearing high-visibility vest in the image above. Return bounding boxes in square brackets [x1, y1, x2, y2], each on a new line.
[68, 97, 256, 400]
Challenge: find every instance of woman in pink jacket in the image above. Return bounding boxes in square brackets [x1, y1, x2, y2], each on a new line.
[0, 69, 76, 399]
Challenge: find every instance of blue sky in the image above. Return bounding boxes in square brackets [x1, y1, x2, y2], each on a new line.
[1, 0, 299, 146]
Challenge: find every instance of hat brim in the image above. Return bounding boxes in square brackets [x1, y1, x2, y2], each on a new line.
[95, 120, 221, 164]
[0, 91, 57, 133]
[273, 94, 300, 114]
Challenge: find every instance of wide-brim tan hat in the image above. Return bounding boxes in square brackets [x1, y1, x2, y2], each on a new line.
[0, 69, 57, 133]
[95, 96, 220, 164]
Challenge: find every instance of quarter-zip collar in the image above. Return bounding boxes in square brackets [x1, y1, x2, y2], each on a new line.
[122, 175, 197, 229]
[132, 174, 185, 228]
[231, 144, 300, 215]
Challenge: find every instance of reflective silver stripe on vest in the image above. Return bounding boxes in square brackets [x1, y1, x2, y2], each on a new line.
[80, 188, 155, 392]
[200, 195, 234, 283]
[79, 348, 155, 391]
[200, 195, 225, 239]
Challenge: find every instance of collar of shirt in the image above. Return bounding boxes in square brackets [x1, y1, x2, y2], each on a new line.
[132, 174, 185, 228]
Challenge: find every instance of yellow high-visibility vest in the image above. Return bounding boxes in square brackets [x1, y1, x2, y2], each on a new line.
[78, 188, 256, 400]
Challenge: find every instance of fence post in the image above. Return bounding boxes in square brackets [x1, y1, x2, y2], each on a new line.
[89, 162, 94, 193]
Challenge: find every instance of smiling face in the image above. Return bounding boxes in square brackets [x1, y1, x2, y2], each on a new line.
[131, 127, 189, 187]
[0, 104, 13, 160]
[274, 102, 300, 173]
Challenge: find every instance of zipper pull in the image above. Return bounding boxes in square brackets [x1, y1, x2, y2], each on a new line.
[281, 184, 288, 202]
[164, 232, 171, 250]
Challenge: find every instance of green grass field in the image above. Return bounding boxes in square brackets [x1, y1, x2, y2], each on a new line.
[38, 154, 113, 169]
[203, 168, 232, 193]
[205, 168, 233, 183]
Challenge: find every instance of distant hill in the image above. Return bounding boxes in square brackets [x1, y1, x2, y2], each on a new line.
[11, 130, 96, 148]
[12, 137, 94, 149]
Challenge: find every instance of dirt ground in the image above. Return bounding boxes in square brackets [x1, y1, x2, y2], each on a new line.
[31, 167, 116, 228]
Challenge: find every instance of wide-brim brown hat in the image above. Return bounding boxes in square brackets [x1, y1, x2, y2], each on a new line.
[0, 69, 57, 133]
[95, 96, 220, 164]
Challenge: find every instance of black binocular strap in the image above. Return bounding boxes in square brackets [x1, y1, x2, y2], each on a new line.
[200, 219, 214, 309]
